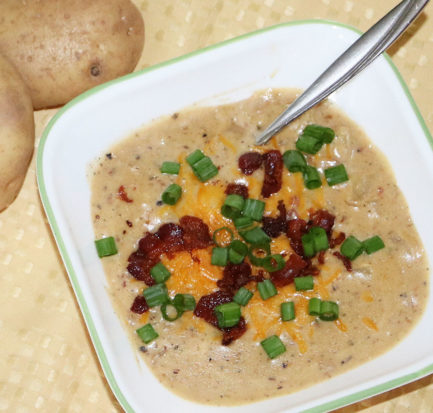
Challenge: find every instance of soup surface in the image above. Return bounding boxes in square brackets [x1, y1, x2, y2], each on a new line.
[90, 89, 429, 405]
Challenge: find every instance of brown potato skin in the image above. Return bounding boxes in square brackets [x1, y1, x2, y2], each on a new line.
[0, 0, 144, 109]
[0, 54, 35, 212]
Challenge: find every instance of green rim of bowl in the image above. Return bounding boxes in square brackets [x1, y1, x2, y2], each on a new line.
[36, 19, 433, 413]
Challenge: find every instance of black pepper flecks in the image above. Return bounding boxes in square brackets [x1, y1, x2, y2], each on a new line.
[340, 355, 352, 365]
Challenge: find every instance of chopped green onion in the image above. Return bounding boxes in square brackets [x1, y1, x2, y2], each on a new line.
[142, 284, 169, 307]
[160, 161, 180, 175]
[308, 297, 322, 316]
[214, 302, 241, 328]
[242, 199, 265, 221]
[191, 156, 219, 182]
[221, 206, 239, 220]
[363, 235, 385, 255]
[294, 275, 314, 291]
[301, 233, 315, 258]
[234, 216, 254, 230]
[310, 226, 329, 252]
[221, 194, 245, 219]
[228, 240, 248, 264]
[136, 324, 158, 344]
[95, 236, 118, 257]
[150, 262, 171, 284]
[262, 254, 285, 272]
[340, 235, 364, 260]
[257, 279, 278, 300]
[303, 166, 322, 190]
[240, 227, 271, 247]
[303, 124, 335, 144]
[211, 247, 228, 266]
[161, 183, 182, 205]
[282, 150, 307, 173]
[160, 301, 183, 321]
[296, 134, 323, 154]
[172, 293, 196, 312]
[325, 164, 349, 186]
[248, 245, 270, 266]
[213, 227, 234, 247]
[319, 301, 339, 321]
[186, 149, 205, 166]
[260, 335, 286, 359]
[233, 287, 253, 306]
[281, 301, 295, 321]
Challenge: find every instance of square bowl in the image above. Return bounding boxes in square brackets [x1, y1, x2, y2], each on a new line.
[37, 20, 433, 413]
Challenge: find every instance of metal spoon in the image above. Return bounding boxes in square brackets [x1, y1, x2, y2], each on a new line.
[255, 0, 430, 145]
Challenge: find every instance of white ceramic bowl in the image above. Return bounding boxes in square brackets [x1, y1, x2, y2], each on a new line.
[37, 20, 433, 413]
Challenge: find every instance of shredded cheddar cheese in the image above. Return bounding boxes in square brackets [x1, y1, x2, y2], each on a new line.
[245, 175, 261, 199]
[361, 291, 374, 302]
[335, 318, 348, 332]
[163, 248, 221, 298]
[155, 137, 348, 354]
[218, 135, 237, 154]
[271, 236, 293, 256]
[310, 186, 325, 210]
[140, 312, 149, 324]
[362, 317, 379, 331]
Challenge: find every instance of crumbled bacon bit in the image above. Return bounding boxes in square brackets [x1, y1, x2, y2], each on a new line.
[225, 183, 249, 199]
[194, 291, 233, 328]
[157, 223, 184, 245]
[217, 262, 253, 295]
[127, 250, 156, 286]
[252, 269, 266, 283]
[261, 150, 283, 198]
[194, 291, 247, 345]
[130, 296, 149, 314]
[138, 232, 163, 257]
[333, 251, 352, 271]
[317, 250, 326, 265]
[305, 259, 320, 276]
[180, 216, 212, 250]
[286, 218, 308, 256]
[262, 200, 287, 238]
[238, 152, 263, 175]
[157, 223, 185, 258]
[270, 253, 308, 287]
[329, 232, 346, 248]
[129, 217, 211, 285]
[222, 317, 247, 345]
[117, 185, 133, 203]
[308, 209, 335, 235]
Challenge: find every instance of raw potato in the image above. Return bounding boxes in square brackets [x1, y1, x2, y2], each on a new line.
[0, 0, 144, 109]
[0, 54, 35, 212]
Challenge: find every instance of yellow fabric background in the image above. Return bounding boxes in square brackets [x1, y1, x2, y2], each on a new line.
[1, 0, 432, 411]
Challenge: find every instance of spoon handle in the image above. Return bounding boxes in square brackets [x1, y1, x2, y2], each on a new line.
[256, 0, 429, 145]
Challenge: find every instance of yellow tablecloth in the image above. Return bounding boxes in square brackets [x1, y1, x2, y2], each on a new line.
[1, 1, 432, 411]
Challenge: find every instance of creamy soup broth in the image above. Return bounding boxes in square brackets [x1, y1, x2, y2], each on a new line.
[90, 89, 429, 405]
